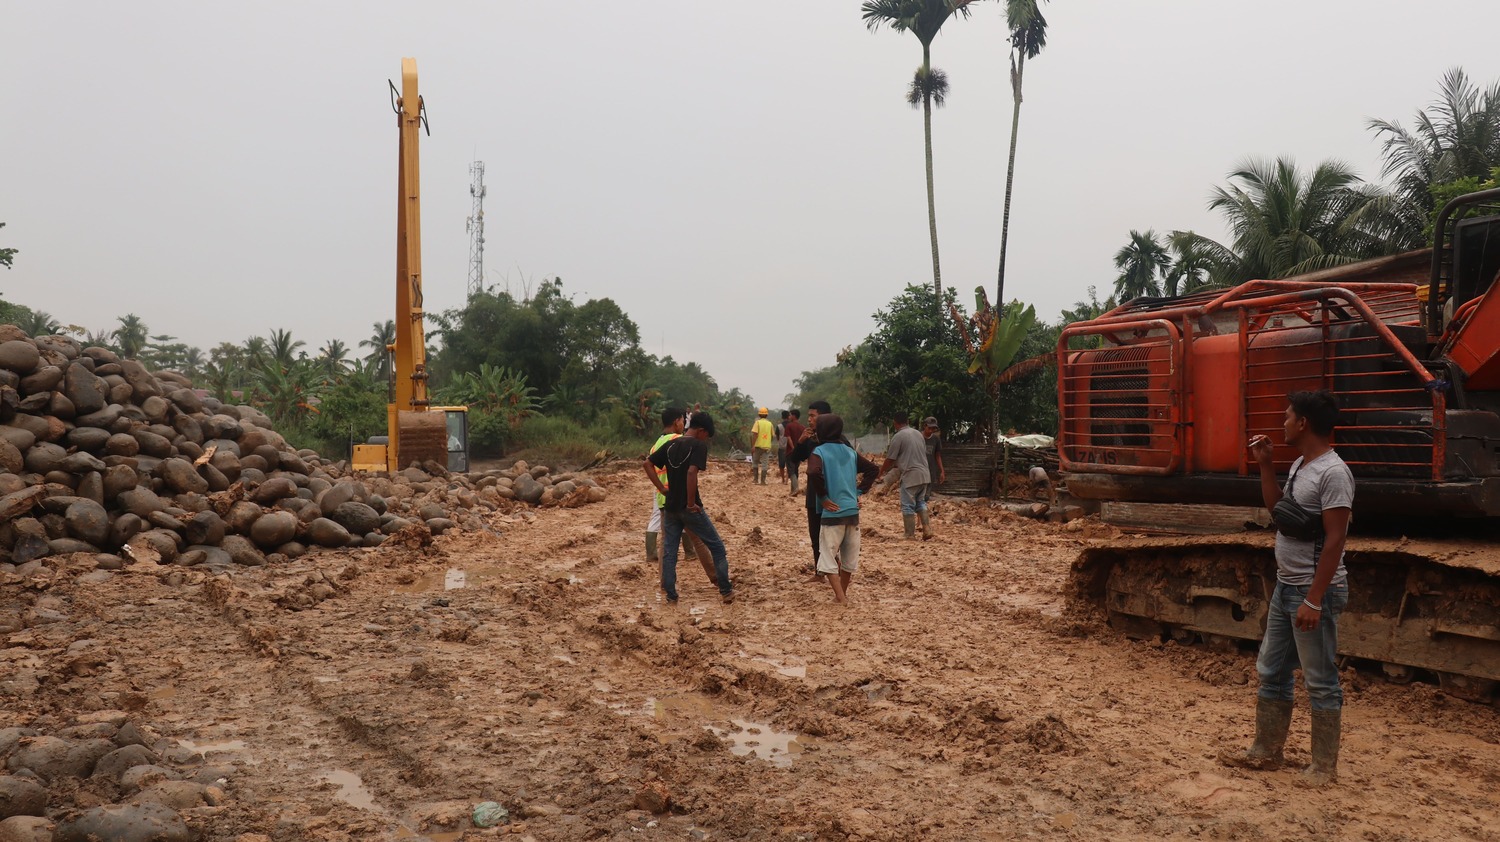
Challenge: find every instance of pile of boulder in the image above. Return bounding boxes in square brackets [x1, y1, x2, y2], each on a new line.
[1, 712, 236, 842]
[0, 327, 607, 572]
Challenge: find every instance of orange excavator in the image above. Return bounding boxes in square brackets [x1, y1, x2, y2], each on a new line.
[1060, 188, 1500, 700]
[352, 58, 470, 474]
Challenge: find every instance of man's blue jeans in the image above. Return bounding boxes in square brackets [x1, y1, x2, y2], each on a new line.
[661, 508, 731, 601]
[899, 482, 931, 515]
[1256, 580, 1349, 711]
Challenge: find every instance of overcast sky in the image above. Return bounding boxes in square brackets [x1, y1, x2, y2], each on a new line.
[3, 1, 1498, 410]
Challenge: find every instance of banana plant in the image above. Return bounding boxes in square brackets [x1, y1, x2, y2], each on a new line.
[953, 286, 1036, 397]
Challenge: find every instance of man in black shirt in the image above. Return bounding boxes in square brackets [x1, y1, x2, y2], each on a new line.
[646, 412, 734, 604]
[786, 400, 833, 577]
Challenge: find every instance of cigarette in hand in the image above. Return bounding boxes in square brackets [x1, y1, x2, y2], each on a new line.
[1248, 435, 1269, 448]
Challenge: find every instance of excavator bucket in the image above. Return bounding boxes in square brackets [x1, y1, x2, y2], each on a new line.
[396, 410, 447, 471]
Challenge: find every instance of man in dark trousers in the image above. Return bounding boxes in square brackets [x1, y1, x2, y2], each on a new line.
[783, 409, 806, 497]
[786, 401, 831, 576]
[646, 412, 735, 605]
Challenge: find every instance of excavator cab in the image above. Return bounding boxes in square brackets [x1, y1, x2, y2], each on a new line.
[435, 406, 470, 473]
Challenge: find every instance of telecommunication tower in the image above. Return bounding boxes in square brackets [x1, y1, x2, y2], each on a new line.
[465, 161, 487, 298]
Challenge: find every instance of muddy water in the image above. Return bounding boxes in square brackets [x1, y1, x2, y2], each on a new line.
[647, 694, 816, 766]
[323, 768, 465, 841]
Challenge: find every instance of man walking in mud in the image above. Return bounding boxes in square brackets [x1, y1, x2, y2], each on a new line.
[783, 409, 806, 496]
[806, 413, 879, 603]
[646, 408, 714, 584]
[879, 412, 933, 540]
[787, 401, 832, 576]
[1224, 390, 1352, 784]
[647, 412, 734, 604]
[750, 407, 775, 485]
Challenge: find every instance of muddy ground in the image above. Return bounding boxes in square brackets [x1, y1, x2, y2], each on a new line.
[4, 459, 1499, 841]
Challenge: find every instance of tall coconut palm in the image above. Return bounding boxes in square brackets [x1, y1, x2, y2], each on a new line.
[266, 328, 305, 371]
[1179, 158, 1390, 286]
[1112, 230, 1170, 301]
[242, 336, 270, 373]
[863, 0, 974, 299]
[318, 339, 351, 378]
[1163, 233, 1216, 296]
[1369, 68, 1500, 225]
[181, 347, 205, 382]
[995, 0, 1048, 310]
[112, 314, 149, 359]
[360, 320, 396, 381]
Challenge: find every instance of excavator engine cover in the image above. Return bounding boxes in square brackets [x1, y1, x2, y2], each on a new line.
[396, 410, 447, 470]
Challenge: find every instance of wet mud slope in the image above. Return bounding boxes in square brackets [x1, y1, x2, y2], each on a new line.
[4, 463, 1499, 840]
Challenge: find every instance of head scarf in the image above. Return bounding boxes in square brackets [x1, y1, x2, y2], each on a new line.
[814, 412, 848, 446]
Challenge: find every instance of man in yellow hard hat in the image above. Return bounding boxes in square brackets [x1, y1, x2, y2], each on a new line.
[750, 407, 775, 485]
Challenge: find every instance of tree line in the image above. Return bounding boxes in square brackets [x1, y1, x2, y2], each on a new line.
[1112, 69, 1500, 301]
[0, 278, 763, 459]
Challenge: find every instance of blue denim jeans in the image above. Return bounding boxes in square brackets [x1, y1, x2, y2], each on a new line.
[661, 508, 731, 601]
[1256, 580, 1349, 711]
[899, 483, 931, 515]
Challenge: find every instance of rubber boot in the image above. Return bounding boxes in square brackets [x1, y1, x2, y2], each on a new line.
[1303, 709, 1341, 785]
[918, 510, 934, 540]
[902, 514, 917, 539]
[645, 531, 659, 563]
[1220, 698, 1293, 770]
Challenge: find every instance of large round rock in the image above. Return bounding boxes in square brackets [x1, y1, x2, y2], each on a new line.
[250, 477, 297, 505]
[62, 364, 106, 415]
[306, 518, 351, 547]
[249, 511, 297, 549]
[220, 535, 266, 567]
[54, 803, 191, 842]
[0, 341, 40, 375]
[0, 774, 48, 819]
[157, 458, 208, 495]
[330, 502, 380, 537]
[64, 500, 110, 547]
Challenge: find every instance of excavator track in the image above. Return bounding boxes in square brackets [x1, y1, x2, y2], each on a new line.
[1070, 533, 1500, 702]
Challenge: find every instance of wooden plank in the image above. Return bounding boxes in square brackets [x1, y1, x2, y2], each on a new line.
[1103, 501, 1271, 535]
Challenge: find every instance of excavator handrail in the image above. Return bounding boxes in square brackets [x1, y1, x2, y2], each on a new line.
[1427, 185, 1500, 330]
[1057, 318, 1185, 477]
[1082, 280, 1419, 328]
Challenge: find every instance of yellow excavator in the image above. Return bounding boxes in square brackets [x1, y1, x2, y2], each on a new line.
[352, 58, 470, 474]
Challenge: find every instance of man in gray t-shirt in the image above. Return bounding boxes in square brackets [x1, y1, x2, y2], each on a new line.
[878, 412, 933, 539]
[1224, 389, 1352, 786]
[1273, 450, 1354, 586]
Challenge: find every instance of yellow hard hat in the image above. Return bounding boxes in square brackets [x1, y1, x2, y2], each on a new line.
[758, 407, 769, 416]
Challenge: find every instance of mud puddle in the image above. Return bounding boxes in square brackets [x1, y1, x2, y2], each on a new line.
[647, 694, 815, 766]
[176, 738, 254, 764]
[323, 768, 464, 841]
[708, 719, 817, 767]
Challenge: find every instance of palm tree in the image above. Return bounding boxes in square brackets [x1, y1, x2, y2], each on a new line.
[242, 336, 270, 373]
[360, 320, 396, 381]
[1180, 158, 1391, 286]
[1163, 233, 1216, 296]
[863, 0, 974, 299]
[995, 0, 1048, 310]
[181, 347, 206, 382]
[1113, 230, 1170, 301]
[1369, 68, 1500, 225]
[113, 314, 149, 359]
[317, 339, 351, 378]
[266, 328, 305, 371]
[82, 328, 115, 350]
[15, 309, 61, 337]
